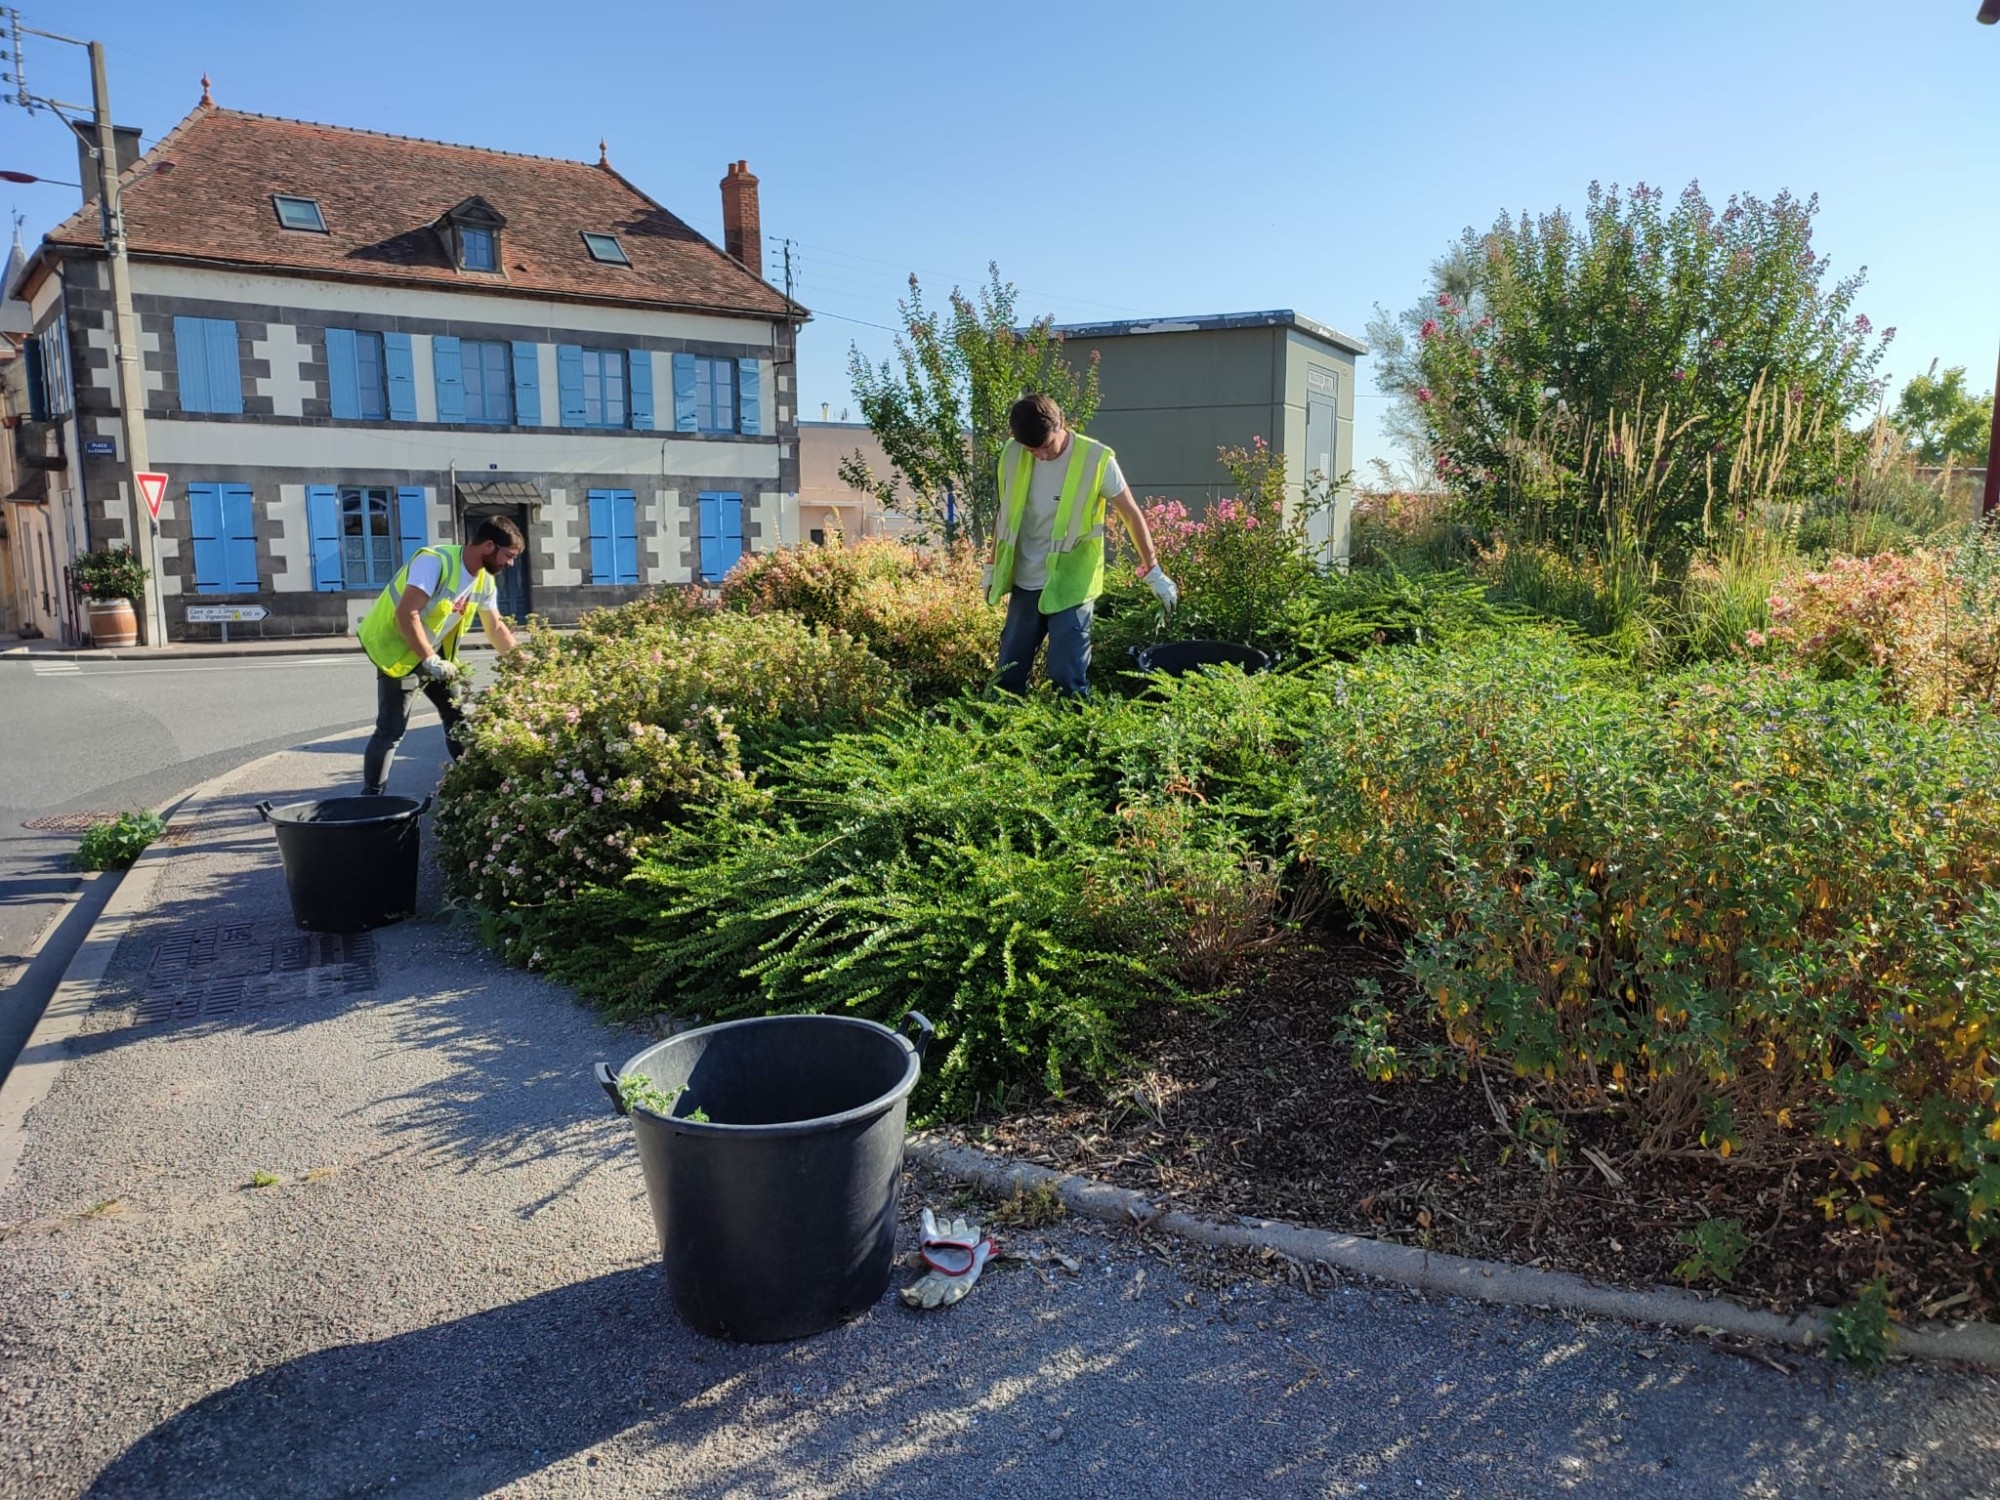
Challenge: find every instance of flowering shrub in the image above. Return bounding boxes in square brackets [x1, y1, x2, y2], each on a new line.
[71, 545, 149, 603]
[1297, 632, 2000, 1243]
[723, 538, 1000, 702]
[435, 610, 896, 912]
[1758, 538, 2000, 717]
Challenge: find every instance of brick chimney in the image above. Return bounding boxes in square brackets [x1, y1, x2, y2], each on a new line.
[720, 160, 762, 276]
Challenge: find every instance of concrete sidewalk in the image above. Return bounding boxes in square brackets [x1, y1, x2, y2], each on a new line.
[0, 733, 1996, 1498]
[1, 635, 508, 663]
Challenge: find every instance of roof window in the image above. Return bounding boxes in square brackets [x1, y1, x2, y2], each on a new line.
[273, 195, 327, 233]
[581, 232, 630, 266]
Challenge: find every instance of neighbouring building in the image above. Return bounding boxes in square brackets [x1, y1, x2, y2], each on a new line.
[3, 223, 74, 642]
[796, 414, 923, 543]
[9, 86, 807, 642]
[1054, 310, 1365, 564]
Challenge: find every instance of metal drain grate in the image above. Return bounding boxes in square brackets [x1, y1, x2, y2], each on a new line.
[24, 811, 127, 832]
[130, 924, 378, 1024]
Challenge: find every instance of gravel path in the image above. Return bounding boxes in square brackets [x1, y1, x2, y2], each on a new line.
[0, 731, 1995, 1499]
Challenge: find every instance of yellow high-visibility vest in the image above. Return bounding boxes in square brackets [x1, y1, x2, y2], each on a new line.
[356, 545, 486, 677]
[986, 434, 1115, 614]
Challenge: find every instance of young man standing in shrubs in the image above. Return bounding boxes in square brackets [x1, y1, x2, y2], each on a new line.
[986, 394, 1176, 694]
[358, 516, 525, 795]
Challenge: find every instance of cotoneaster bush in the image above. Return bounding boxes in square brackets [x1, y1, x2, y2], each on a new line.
[1296, 631, 2000, 1243]
[436, 609, 896, 912]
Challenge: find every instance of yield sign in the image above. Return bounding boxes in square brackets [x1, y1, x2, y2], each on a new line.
[136, 471, 169, 520]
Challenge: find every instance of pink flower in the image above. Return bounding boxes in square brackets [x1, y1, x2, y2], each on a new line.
[1854, 314, 1871, 334]
[1744, 629, 1767, 648]
[1416, 387, 1434, 404]
[1671, 368, 1688, 382]
[1437, 293, 1453, 311]
[1419, 319, 1439, 341]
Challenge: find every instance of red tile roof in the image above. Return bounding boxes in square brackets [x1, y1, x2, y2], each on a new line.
[45, 106, 800, 321]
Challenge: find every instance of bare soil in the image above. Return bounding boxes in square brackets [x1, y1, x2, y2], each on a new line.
[952, 941, 1997, 1326]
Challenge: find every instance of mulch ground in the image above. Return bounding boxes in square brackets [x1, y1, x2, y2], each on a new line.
[955, 940, 1997, 1327]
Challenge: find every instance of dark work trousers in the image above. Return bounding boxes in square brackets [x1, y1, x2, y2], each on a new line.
[363, 669, 466, 796]
[994, 587, 1094, 696]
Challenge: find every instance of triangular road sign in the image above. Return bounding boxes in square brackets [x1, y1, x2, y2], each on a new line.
[136, 471, 169, 520]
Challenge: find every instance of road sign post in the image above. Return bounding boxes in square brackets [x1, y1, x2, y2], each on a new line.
[136, 471, 167, 520]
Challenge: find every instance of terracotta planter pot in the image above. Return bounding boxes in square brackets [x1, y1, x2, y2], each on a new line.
[87, 597, 139, 649]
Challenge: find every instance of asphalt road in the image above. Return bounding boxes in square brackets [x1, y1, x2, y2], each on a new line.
[0, 649, 385, 1077]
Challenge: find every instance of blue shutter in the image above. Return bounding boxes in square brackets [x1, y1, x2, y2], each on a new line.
[613, 491, 638, 583]
[737, 358, 761, 436]
[221, 484, 258, 591]
[673, 353, 698, 432]
[383, 332, 417, 421]
[511, 340, 541, 426]
[24, 337, 47, 422]
[205, 320, 244, 414]
[175, 317, 212, 413]
[397, 486, 429, 566]
[627, 350, 655, 431]
[587, 490, 613, 583]
[720, 492, 744, 576]
[432, 336, 465, 423]
[307, 485, 344, 591]
[557, 345, 587, 427]
[698, 492, 721, 582]
[189, 482, 226, 592]
[326, 329, 360, 420]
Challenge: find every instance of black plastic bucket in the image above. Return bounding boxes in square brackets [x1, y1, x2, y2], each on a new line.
[256, 795, 430, 934]
[1134, 639, 1272, 676]
[596, 1010, 933, 1343]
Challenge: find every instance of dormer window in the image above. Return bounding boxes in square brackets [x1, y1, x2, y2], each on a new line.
[273, 195, 326, 232]
[582, 231, 629, 266]
[461, 227, 497, 271]
[435, 196, 507, 275]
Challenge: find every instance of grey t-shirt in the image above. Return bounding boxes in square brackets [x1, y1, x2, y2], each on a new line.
[1014, 439, 1125, 589]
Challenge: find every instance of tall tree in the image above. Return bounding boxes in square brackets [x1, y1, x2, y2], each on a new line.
[1893, 361, 1994, 466]
[1377, 181, 1893, 560]
[843, 264, 1100, 550]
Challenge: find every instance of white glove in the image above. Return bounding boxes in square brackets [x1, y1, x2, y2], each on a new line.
[416, 654, 460, 684]
[1142, 566, 1179, 613]
[981, 563, 995, 593]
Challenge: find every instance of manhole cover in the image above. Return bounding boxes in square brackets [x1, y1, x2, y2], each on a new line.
[23, 811, 125, 832]
[128, 923, 378, 1024]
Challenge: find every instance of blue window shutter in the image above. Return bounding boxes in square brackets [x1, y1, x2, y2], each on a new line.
[737, 359, 761, 435]
[23, 337, 47, 422]
[189, 483, 225, 592]
[512, 341, 541, 426]
[720, 493, 744, 576]
[557, 345, 587, 427]
[326, 329, 360, 420]
[383, 332, 417, 421]
[175, 317, 213, 412]
[673, 353, 698, 432]
[307, 485, 344, 591]
[698, 492, 721, 581]
[222, 484, 258, 591]
[587, 490, 613, 583]
[432, 336, 465, 423]
[397, 486, 428, 567]
[627, 351, 654, 431]
[613, 490, 638, 583]
[204, 320, 243, 414]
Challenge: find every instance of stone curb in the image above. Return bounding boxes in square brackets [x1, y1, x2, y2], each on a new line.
[906, 1135, 2000, 1373]
[0, 725, 369, 1198]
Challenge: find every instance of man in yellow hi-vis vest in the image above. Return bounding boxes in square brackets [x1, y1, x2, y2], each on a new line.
[985, 395, 1176, 694]
[358, 515, 524, 795]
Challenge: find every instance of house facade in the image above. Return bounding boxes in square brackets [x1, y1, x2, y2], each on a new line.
[1054, 310, 1365, 565]
[795, 417, 923, 543]
[11, 96, 805, 642]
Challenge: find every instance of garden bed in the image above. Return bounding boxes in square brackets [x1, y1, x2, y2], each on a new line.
[953, 940, 1999, 1327]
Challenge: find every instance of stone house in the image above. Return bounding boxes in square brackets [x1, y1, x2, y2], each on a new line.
[9, 90, 806, 641]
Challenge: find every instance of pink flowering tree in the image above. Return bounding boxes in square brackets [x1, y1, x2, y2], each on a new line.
[1367, 181, 1894, 562]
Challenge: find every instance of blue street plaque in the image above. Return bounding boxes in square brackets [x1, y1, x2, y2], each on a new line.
[83, 437, 117, 458]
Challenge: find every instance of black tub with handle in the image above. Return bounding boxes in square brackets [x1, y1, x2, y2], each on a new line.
[1133, 639, 1272, 676]
[597, 1010, 933, 1343]
[256, 795, 430, 934]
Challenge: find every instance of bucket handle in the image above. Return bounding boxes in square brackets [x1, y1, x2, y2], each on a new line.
[594, 1062, 628, 1116]
[254, 800, 273, 822]
[900, 1011, 934, 1059]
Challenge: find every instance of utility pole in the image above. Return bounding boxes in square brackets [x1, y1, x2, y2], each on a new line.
[3, 13, 165, 646]
[1984, 339, 2000, 522]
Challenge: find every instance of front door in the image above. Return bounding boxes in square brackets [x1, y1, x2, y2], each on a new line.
[463, 507, 531, 622]
[1305, 363, 1341, 556]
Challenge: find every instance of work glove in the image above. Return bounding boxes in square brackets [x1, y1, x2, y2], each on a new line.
[416, 654, 460, 685]
[901, 1207, 995, 1310]
[1141, 565, 1179, 614]
[981, 563, 995, 594]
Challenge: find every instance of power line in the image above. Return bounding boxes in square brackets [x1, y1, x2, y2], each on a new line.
[769, 231, 1152, 319]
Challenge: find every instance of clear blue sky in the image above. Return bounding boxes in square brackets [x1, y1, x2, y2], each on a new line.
[8, 0, 1997, 476]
